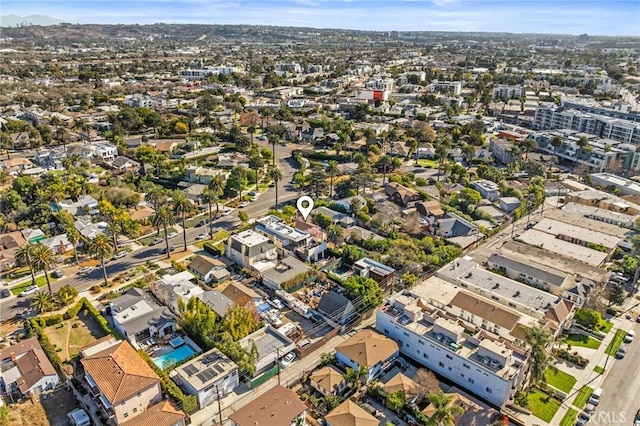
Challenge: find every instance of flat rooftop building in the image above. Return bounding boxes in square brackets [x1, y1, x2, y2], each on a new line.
[518, 229, 609, 266]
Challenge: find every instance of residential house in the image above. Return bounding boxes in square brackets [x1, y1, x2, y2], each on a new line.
[239, 327, 295, 374]
[170, 348, 239, 409]
[2, 157, 34, 173]
[180, 183, 206, 205]
[217, 152, 249, 168]
[317, 290, 357, 325]
[58, 195, 100, 216]
[385, 182, 421, 207]
[334, 196, 366, 213]
[9, 132, 29, 147]
[219, 281, 262, 310]
[199, 290, 235, 318]
[120, 400, 185, 426]
[40, 233, 73, 254]
[476, 202, 506, 224]
[334, 329, 399, 383]
[188, 255, 231, 284]
[148, 271, 203, 316]
[111, 156, 141, 172]
[109, 288, 177, 348]
[261, 256, 311, 291]
[301, 126, 324, 143]
[382, 373, 418, 403]
[312, 207, 356, 228]
[33, 148, 66, 170]
[435, 212, 479, 249]
[489, 138, 521, 165]
[353, 257, 396, 290]
[228, 384, 306, 426]
[325, 400, 378, 426]
[423, 390, 501, 426]
[91, 142, 118, 162]
[499, 197, 522, 214]
[0, 337, 60, 397]
[21, 228, 45, 244]
[184, 165, 228, 185]
[152, 140, 180, 154]
[225, 230, 277, 269]
[255, 215, 326, 262]
[80, 338, 169, 425]
[0, 231, 27, 271]
[472, 180, 501, 202]
[75, 219, 107, 240]
[416, 201, 445, 223]
[309, 366, 347, 396]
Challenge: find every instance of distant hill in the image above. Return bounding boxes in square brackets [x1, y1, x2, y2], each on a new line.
[0, 15, 62, 28]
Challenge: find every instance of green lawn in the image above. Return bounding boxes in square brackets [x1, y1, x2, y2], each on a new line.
[416, 158, 439, 168]
[545, 367, 577, 393]
[185, 214, 206, 228]
[11, 274, 58, 295]
[605, 329, 627, 356]
[593, 365, 605, 374]
[596, 319, 613, 334]
[559, 408, 579, 426]
[4, 267, 31, 282]
[573, 386, 593, 409]
[527, 390, 562, 423]
[139, 227, 178, 246]
[565, 333, 601, 349]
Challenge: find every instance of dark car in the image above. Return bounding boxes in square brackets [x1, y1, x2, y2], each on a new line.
[51, 269, 64, 278]
[161, 246, 176, 255]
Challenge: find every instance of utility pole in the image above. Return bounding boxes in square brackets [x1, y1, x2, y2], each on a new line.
[215, 385, 223, 426]
[275, 347, 281, 385]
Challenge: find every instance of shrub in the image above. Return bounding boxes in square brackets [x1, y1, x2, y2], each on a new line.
[90, 285, 102, 294]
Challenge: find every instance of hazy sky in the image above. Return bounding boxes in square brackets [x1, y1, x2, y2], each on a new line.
[4, 0, 640, 36]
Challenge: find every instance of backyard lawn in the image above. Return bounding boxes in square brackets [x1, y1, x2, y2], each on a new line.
[528, 389, 561, 423]
[564, 333, 601, 349]
[46, 313, 107, 361]
[416, 158, 439, 168]
[559, 408, 579, 426]
[573, 385, 593, 409]
[545, 367, 577, 393]
[605, 329, 627, 356]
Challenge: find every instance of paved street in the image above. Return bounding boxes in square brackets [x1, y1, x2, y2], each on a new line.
[0, 141, 301, 322]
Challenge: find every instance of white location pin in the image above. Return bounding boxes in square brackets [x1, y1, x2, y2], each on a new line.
[296, 195, 314, 221]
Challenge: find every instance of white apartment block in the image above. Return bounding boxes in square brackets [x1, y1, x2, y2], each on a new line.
[428, 80, 462, 96]
[492, 85, 523, 99]
[179, 65, 244, 80]
[375, 289, 528, 407]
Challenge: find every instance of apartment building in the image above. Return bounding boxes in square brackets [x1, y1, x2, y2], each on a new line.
[254, 215, 322, 260]
[428, 80, 462, 96]
[590, 172, 640, 197]
[492, 85, 523, 99]
[375, 287, 529, 407]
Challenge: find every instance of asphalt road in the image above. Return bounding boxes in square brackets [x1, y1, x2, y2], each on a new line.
[595, 319, 640, 425]
[0, 141, 301, 322]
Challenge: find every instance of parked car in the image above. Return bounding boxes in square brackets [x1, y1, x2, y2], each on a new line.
[112, 251, 127, 260]
[222, 209, 233, 216]
[51, 269, 64, 278]
[196, 219, 209, 227]
[281, 352, 296, 367]
[161, 246, 176, 255]
[624, 330, 635, 343]
[238, 201, 250, 208]
[167, 232, 178, 239]
[269, 298, 285, 309]
[195, 233, 210, 241]
[19, 285, 39, 297]
[78, 266, 94, 275]
[1, 289, 11, 298]
[151, 237, 164, 245]
[258, 135, 267, 141]
[615, 345, 628, 359]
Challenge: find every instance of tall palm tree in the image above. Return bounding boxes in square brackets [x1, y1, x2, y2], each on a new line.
[521, 138, 537, 161]
[32, 244, 57, 294]
[173, 192, 193, 252]
[551, 135, 563, 154]
[435, 143, 448, 182]
[249, 153, 264, 189]
[377, 155, 393, 185]
[201, 187, 217, 237]
[247, 124, 257, 146]
[208, 175, 225, 217]
[30, 291, 55, 313]
[426, 391, 464, 426]
[268, 134, 279, 166]
[89, 234, 114, 287]
[152, 205, 177, 259]
[14, 244, 37, 286]
[576, 136, 589, 159]
[327, 160, 339, 198]
[523, 325, 553, 390]
[145, 187, 166, 234]
[268, 166, 283, 209]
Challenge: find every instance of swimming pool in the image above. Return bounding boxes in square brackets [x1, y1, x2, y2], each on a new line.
[152, 344, 196, 369]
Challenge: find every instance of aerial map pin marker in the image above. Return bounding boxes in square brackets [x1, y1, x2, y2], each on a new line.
[296, 195, 314, 221]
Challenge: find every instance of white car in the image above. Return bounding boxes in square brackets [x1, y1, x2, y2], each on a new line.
[238, 201, 250, 208]
[624, 330, 635, 343]
[195, 233, 210, 241]
[78, 266, 94, 274]
[112, 251, 127, 260]
[19, 285, 39, 297]
[167, 232, 178, 239]
[269, 298, 285, 309]
[221, 209, 233, 216]
[281, 352, 296, 367]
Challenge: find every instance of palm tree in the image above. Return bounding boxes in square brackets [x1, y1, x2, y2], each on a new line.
[521, 138, 537, 161]
[426, 391, 464, 426]
[576, 136, 589, 159]
[344, 366, 369, 389]
[523, 325, 553, 390]
[551, 135, 563, 154]
[247, 124, 257, 146]
[32, 244, 57, 294]
[268, 166, 283, 209]
[15, 244, 37, 286]
[145, 186, 167, 213]
[249, 153, 264, 189]
[268, 134, 279, 166]
[201, 187, 217, 237]
[208, 175, 225, 216]
[327, 160, 339, 198]
[462, 144, 475, 164]
[326, 224, 343, 246]
[152, 205, 177, 259]
[173, 192, 193, 252]
[30, 291, 55, 313]
[89, 234, 114, 287]
[435, 143, 448, 182]
[377, 155, 393, 185]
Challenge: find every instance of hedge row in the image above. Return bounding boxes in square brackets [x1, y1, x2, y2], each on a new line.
[25, 317, 64, 372]
[66, 298, 118, 338]
[137, 350, 198, 414]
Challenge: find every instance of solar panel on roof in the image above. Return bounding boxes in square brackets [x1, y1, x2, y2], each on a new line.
[183, 365, 198, 376]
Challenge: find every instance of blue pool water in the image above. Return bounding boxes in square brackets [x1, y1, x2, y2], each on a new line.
[153, 344, 196, 369]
